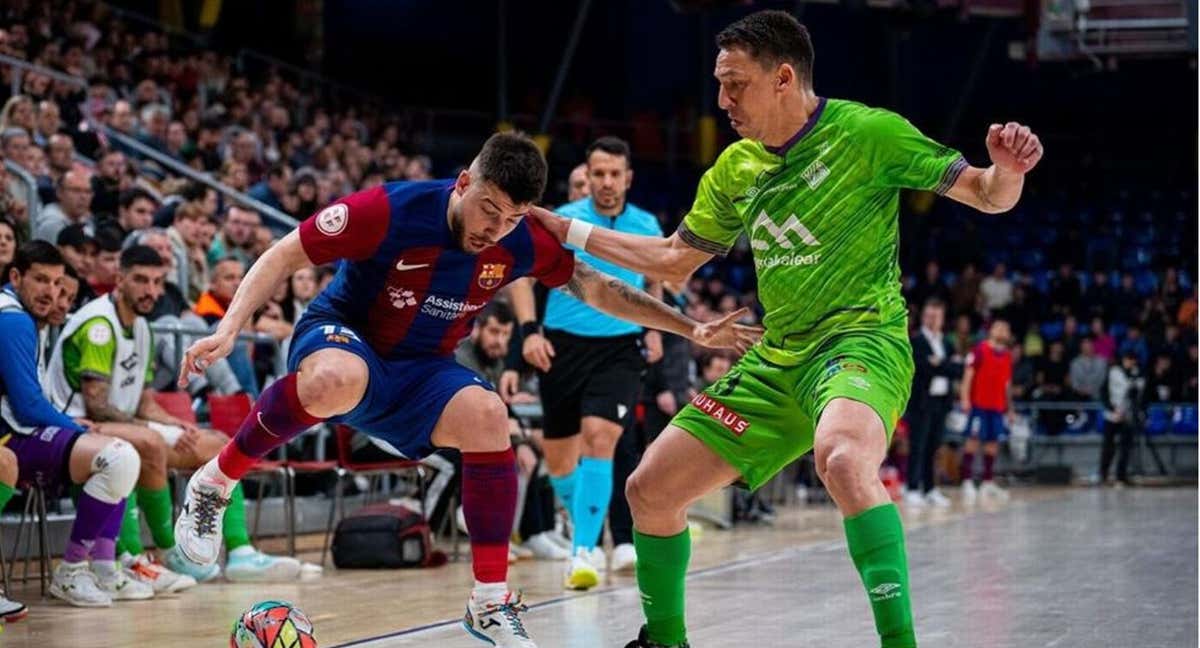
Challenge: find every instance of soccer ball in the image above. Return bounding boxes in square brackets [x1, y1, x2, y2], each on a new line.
[231, 600, 318, 648]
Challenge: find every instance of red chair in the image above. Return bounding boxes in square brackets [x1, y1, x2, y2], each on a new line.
[152, 391, 196, 424]
[204, 393, 293, 550]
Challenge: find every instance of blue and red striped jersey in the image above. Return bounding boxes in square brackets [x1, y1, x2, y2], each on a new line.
[298, 180, 575, 359]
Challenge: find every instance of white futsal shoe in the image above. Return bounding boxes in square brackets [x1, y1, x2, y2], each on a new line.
[123, 552, 197, 593]
[903, 491, 926, 508]
[175, 468, 233, 567]
[522, 532, 570, 560]
[961, 480, 978, 503]
[611, 543, 637, 573]
[980, 480, 1009, 500]
[50, 561, 111, 607]
[462, 590, 537, 647]
[925, 489, 953, 508]
[0, 589, 27, 622]
[94, 564, 155, 601]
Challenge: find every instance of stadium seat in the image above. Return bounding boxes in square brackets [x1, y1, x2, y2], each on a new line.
[1173, 407, 1198, 436]
[153, 391, 196, 423]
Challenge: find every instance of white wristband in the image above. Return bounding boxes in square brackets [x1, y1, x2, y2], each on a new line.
[566, 219, 594, 249]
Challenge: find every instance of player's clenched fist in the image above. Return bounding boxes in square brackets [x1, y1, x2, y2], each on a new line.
[986, 122, 1043, 174]
[177, 330, 237, 388]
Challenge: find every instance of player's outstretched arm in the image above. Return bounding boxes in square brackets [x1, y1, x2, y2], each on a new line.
[946, 122, 1043, 214]
[177, 230, 313, 387]
[561, 261, 762, 353]
[528, 206, 712, 285]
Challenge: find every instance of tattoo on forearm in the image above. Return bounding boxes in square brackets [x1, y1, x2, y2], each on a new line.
[82, 380, 135, 423]
[559, 263, 597, 300]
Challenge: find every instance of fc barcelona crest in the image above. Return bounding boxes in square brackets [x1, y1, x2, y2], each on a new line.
[478, 263, 507, 289]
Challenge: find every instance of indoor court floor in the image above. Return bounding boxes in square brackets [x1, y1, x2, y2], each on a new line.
[4, 487, 1195, 648]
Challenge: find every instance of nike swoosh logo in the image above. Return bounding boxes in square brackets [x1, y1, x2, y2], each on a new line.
[396, 260, 430, 271]
[258, 412, 279, 437]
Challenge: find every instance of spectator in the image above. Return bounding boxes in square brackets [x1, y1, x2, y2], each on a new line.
[949, 262, 981, 317]
[194, 256, 244, 325]
[1084, 270, 1115, 321]
[1099, 351, 1144, 486]
[207, 204, 259, 268]
[1183, 343, 1198, 401]
[34, 99, 61, 147]
[138, 104, 170, 152]
[1089, 317, 1116, 361]
[1118, 324, 1149, 368]
[1067, 337, 1107, 400]
[404, 154, 433, 180]
[90, 149, 127, 219]
[280, 266, 317, 324]
[1022, 318, 1045, 358]
[1179, 287, 1197, 332]
[910, 261, 951, 312]
[1, 128, 32, 172]
[43, 133, 75, 195]
[567, 163, 589, 202]
[220, 160, 250, 193]
[693, 353, 731, 393]
[88, 228, 123, 295]
[1160, 267, 1183, 316]
[56, 224, 97, 291]
[246, 163, 290, 214]
[1010, 344, 1036, 400]
[905, 298, 958, 507]
[0, 95, 34, 132]
[1112, 272, 1141, 325]
[291, 169, 320, 217]
[951, 313, 976, 356]
[103, 188, 159, 243]
[0, 216, 15, 270]
[1061, 314, 1081, 358]
[0, 164, 28, 229]
[1146, 354, 1178, 403]
[251, 224, 274, 260]
[165, 200, 208, 301]
[34, 168, 95, 244]
[979, 262, 1014, 315]
[1049, 263, 1082, 316]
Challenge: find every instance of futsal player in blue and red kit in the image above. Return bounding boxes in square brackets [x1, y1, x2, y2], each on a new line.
[172, 133, 761, 647]
[959, 318, 1014, 502]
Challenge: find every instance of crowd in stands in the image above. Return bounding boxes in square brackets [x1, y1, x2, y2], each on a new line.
[0, 0, 1194, 624]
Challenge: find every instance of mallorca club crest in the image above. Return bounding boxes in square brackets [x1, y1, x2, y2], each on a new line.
[477, 263, 507, 289]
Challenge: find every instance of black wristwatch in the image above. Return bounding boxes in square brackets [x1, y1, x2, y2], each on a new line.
[519, 321, 541, 339]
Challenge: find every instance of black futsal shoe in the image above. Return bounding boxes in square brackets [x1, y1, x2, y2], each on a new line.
[624, 625, 690, 648]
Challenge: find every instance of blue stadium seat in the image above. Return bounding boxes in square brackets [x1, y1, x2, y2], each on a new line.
[1134, 269, 1158, 294]
[1040, 321, 1064, 341]
[1145, 406, 1171, 437]
[1173, 407, 1198, 436]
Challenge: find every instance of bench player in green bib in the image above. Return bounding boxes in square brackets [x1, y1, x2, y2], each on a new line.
[530, 11, 1043, 648]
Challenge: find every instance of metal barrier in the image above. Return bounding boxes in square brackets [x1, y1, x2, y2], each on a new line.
[149, 322, 287, 385]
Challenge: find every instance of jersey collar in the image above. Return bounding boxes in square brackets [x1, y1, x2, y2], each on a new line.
[764, 96, 827, 158]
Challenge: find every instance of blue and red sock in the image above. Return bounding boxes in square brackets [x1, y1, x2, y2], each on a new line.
[218, 373, 324, 480]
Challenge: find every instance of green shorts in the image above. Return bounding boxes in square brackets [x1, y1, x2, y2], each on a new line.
[673, 332, 914, 491]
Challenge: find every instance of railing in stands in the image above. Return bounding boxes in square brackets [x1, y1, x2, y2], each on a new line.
[3, 159, 41, 224]
[0, 53, 299, 232]
[149, 323, 287, 390]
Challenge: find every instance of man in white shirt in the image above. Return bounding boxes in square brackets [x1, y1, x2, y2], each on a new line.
[979, 262, 1014, 315]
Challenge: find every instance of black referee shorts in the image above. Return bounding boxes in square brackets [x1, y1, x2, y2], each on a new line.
[538, 330, 645, 440]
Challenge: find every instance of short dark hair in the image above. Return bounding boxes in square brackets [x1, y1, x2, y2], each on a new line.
[178, 181, 210, 203]
[11, 240, 64, 275]
[62, 262, 80, 281]
[266, 163, 289, 181]
[480, 301, 515, 327]
[94, 227, 124, 253]
[119, 187, 158, 211]
[120, 244, 165, 271]
[474, 132, 547, 206]
[586, 136, 632, 165]
[716, 10, 814, 84]
[922, 297, 946, 311]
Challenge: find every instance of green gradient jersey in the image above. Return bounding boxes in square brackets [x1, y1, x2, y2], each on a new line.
[679, 98, 966, 366]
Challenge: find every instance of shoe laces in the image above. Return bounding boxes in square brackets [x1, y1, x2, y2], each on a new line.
[481, 591, 530, 639]
[192, 488, 230, 537]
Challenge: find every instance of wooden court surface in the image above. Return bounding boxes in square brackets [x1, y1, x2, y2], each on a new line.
[1, 487, 1193, 647]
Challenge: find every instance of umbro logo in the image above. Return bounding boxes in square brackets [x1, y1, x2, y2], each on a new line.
[870, 582, 903, 601]
[395, 259, 429, 271]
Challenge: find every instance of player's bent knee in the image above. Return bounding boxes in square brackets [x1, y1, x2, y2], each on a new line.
[626, 468, 670, 517]
[83, 439, 141, 504]
[298, 360, 367, 417]
[820, 445, 867, 492]
[130, 430, 169, 470]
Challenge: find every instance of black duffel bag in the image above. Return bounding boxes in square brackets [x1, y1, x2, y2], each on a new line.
[332, 503, 447, 569]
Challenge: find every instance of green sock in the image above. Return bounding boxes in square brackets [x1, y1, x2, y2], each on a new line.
[117, 491, 145, 556]
[137, 486, 176, 550]
[223, 483, 251, 552]
[0, 482, 15, 512]
[633, 528, 691, 646]
[844, 503, 916, 648]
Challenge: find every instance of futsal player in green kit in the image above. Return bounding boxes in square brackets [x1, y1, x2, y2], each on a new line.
[530, 10, 1043, 648]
